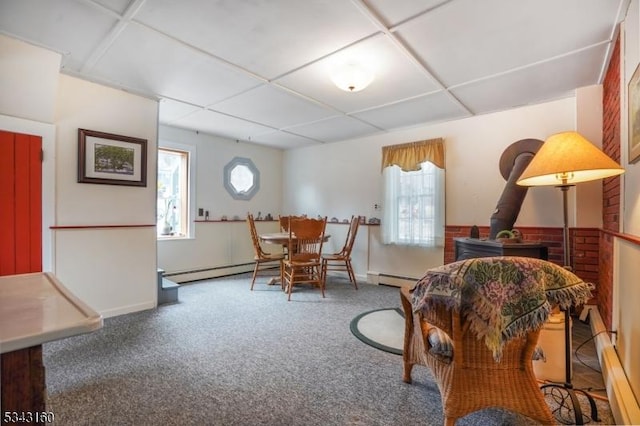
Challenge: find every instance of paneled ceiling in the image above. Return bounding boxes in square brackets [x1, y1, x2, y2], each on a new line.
[0, 0, 629, 149]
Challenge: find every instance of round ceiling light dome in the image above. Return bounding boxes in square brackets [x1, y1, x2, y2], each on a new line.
[331, 63, 374, 92]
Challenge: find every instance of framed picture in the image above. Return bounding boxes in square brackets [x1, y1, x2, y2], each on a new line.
[628, 64, 640, 164]
[78, 129, 147, 186]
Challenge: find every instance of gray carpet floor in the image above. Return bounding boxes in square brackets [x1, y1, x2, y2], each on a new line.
[43, 274, 612, 425]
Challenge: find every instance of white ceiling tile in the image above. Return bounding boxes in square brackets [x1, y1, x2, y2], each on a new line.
[0, 0, 117, 70]
[276, 34, 439, 113]
[0, 0, 624, 148]
[398, 0, 621, 86]
[170, 109, 275, 141]
[451, 44, 608, 114]
[133, 0, 380, 78]
[286, 116, 382, 143]
[250, 131, 319, 149]
[158, 99, 202, 123]
[92, 0, 132, 15]
[90, 23, 263, 105]
[353, 91, 469, 130]
[212, 85, 338, 128]
[365, 0, 451, 27]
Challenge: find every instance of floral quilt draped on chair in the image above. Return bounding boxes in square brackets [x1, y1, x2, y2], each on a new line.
[411, 256, 593, 361]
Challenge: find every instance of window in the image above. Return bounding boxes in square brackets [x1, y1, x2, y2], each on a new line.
[157, 147, 189, 238]
[381, 139, 445, 247]
[223, 157, 260, 200]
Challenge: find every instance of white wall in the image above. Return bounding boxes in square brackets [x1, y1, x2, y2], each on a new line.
[0, 36, 60, 271]
[618, 0, 640, 415]
[284, 98, 582, 277]
[158, 125, 283, 221]
[157, 125, 284, 281]
[0, 35, 60, 123]
[624, 1, 640, 237]
[1, 36, 159, 318]
[575, 85, 606, 228]
[53, 74, 159, 317]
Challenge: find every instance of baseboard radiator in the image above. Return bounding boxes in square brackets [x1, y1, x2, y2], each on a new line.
[367, 272, 418, 288]
[163, 262, 261, 283]
[584, 304, 640, 425]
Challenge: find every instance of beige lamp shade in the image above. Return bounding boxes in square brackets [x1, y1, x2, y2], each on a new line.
[516, 131, 624, 187]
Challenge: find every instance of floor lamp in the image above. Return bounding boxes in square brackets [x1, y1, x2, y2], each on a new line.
[516, 131, 625, 424]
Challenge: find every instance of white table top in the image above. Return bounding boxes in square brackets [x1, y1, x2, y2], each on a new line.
[0, 272, 103, 354]
[260, 232, 330, 244]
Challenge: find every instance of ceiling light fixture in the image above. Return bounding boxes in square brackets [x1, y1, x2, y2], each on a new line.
[331, 63, 374, 92]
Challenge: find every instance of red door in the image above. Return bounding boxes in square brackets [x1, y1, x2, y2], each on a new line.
[0, 130, 44, 416]
[0, 130, 42, 276]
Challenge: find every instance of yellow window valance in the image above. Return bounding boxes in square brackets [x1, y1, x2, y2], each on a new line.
[381, 138, 445, 172]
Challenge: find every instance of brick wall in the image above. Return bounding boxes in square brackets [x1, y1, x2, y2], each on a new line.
[573, 228, 601, 301]
[600, 32, 622, 330]
[445, 225, 600, 302]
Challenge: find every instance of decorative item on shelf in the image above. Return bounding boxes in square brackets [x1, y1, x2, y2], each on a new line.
[342, 219, 349, 223]
[470, 225, 480, 239]
[160, 198, 175, 235]
[233, 215, 240, 221]
[265, 213, 273, 221]
[256, 211, 262, 220]
[368, 217, 380, 225]
[161, 224, 172, 235]
[330, 217, 339, 223]
[205, 210, 209, 221]
[221, 215, 228, 221]
[495, 229, 521, 243]
[360, 216, 366, 224]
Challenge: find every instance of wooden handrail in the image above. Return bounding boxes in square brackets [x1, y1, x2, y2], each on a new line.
[50, 224, 155, 230]
[601, 228, 640, 246]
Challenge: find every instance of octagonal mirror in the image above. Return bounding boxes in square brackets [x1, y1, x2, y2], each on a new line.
[223, 157, 260, 200]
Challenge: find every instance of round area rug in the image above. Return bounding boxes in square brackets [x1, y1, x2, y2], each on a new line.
[350, 308, 404, 355]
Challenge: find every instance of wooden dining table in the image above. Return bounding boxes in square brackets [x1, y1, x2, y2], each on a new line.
[259, 232, 330, 246]
[259, 232, 330, 286]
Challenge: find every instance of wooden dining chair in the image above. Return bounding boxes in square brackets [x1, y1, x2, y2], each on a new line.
[321, 215, 360, 289]
[281, 216, 327, 301]
[278, 215, 291, 232]
[247, 213, 285, 290]
[279, 215, 306, 232]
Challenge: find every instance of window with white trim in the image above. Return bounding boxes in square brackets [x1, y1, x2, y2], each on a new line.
[381, 139, 445, 247]
[157, 147, 189, 238]
[382, 161, 445, 246]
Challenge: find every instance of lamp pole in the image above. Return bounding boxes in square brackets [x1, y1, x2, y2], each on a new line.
[516, 131, 624, 424]
[560, 183, 573, 387]
[541, 182, 599, 425]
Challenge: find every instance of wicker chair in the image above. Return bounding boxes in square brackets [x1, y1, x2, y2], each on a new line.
[247, 213, 285, 290]
[321, 215, 360, 289]
[281, 216, 327, 301]
[400, 285, 555, 425]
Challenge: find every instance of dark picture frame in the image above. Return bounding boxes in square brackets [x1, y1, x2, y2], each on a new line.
[78, 129, 147, 187]
[628, 64, 640, 164]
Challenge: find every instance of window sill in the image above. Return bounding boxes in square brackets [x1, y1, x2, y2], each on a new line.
[157, 235, 191, 241]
